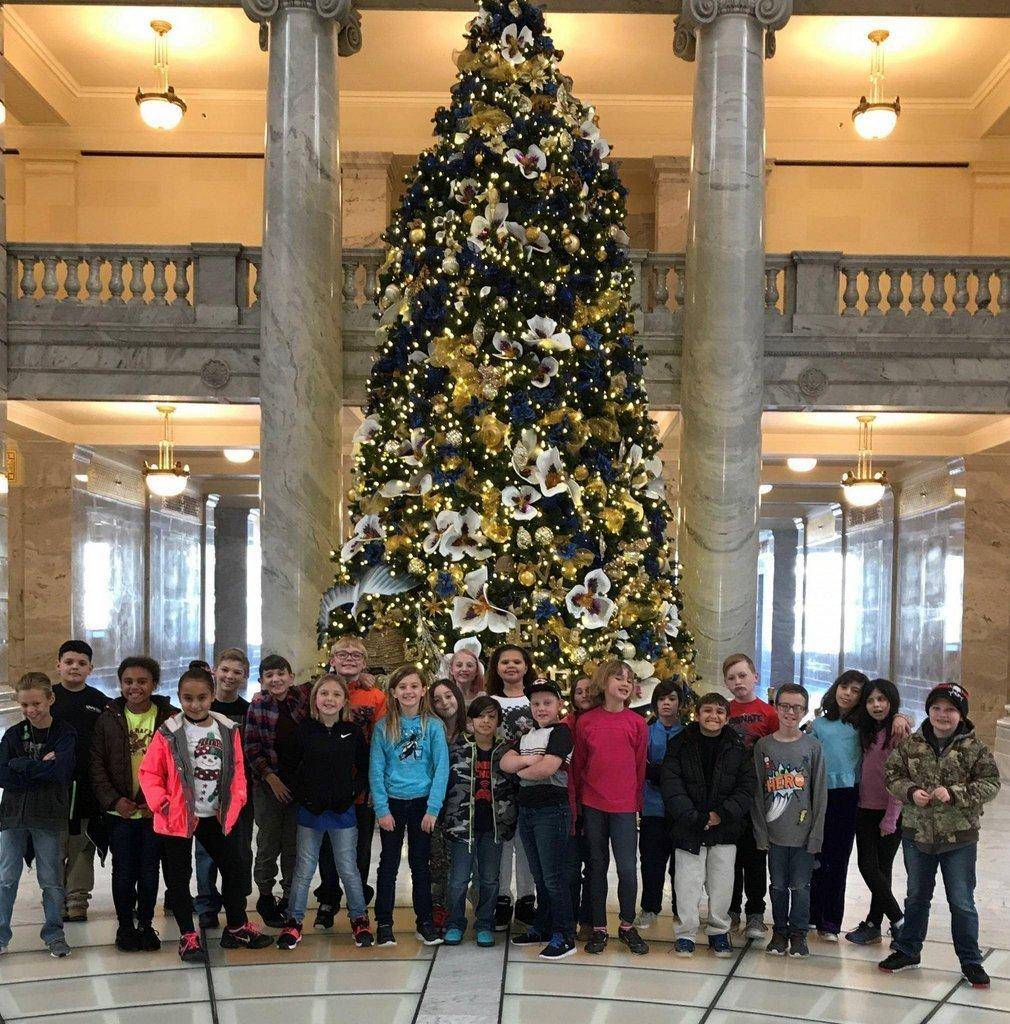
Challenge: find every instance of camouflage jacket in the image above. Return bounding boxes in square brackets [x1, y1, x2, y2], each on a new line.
[442, 736, 517, 846]
[884, 720, 1000, 852]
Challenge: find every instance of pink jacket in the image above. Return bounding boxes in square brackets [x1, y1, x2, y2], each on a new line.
[859, 729, 902, 835]
[139, 711, 247, 838]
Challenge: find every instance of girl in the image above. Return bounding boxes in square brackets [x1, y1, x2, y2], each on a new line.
[486, 645, 538, 930]
[846, 678, 904, 946]
[370, 664, 450, 947]
[139, 668, 273, 964]
[571, 660, 649, 956]
[0, 673, 76, 958]
[563, 676, 598, 941]
[277, 674, 372, 950]
[635, 677, 687, 929]
[428, 678, 468, 928]
[90, 656, 177, 953]
[447, 648, 486, 705]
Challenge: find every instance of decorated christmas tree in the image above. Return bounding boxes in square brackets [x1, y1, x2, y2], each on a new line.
[321, 0, 694, 688]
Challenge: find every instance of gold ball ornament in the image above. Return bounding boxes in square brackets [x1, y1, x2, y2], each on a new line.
[442, 255, 460, 275]
[446, 429, 463, 446]
[563, 233, 581, 254]
[519, 570, 536, 587]
[516, 527, 533, 549]
[409, 227, 426, 245]
[534, 526, 554, 545]
[596, 247, 608, 261]
[408, 557, 426, 575]
[475, 152, 484, 166]
[525, 225, 542, 242]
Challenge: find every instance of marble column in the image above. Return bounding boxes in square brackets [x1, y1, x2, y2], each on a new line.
[674, 0, 791, 688]
[652, 156, 690, 251]
[342, 152, 395, 248]
[770, 524, 798, 686]
[214, 503, 250, 659]
[0, 8, 9, 696]
[242, 0, 361, 676]
[960, 454, 1010, 747]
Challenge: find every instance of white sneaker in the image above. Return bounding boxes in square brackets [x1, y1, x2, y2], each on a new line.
[745, 915, 767, 940]
[634, 911, 657, 929]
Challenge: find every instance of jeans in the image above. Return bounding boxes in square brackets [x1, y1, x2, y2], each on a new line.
[568, 830, 592, 927]
[108, 815, 162, 929]
[674, 844, 736, 939]
[375, 797, 433, 927]
[518, 803, 574, 939]
[855, 807, 903, 927]
[768, 843, 815, 934]
[639, 815, 676, 915]
[162, 817, 249, 935]
[252, 779, 298, 900]
[810, 786, 859, 934]
[196, 803, 253, 916]
[288, 824, 365, 924]
[583, 807, 638, 928]
[730, 821, 767, 917]
[60, 821, 96, 914]
[0, 827, 66, 947]
[896, 839, 982, 966]
[318, 803, 376, 907]
[448, 833, 502, 932]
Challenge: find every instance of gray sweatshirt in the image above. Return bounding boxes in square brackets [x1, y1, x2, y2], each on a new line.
[751, 733, 827, 854]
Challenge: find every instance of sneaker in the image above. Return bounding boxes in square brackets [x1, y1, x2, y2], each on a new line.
[493, 895, 513, 932]
[178, 931, 206, 964]
[115, 925, 140, 953]
[511, 928, 548, 946]
[199, 911, 220, 931]
[256, 893, 286, 929]
[585, 929, 609, 954]
[415, 920, 443, 946]
[351, 916, 374, 948]
[766, 931, 789, 956]
[62, 909, 87, 923]
[634, 911, 658, 929]
[221, 921, 273, 950]
[514, 895, 537, 926]
[376, 924, 397, 947]
[575, 922, 594, 943]
[845, 921, 882, 945]
[135, 925, 162, 952]
[443, 927, 464, 946]
[674, 938, 696, 957]
[539, 934, 577, 960]
[879, 950, 921, 974]
[476, 929, 496, 948]
[314, 904, 335, 931]
[432, 905, 448, 930]
[619, 926, 649, 955]
[818, 930, 839, 942]
[745, 914, 767, 940]
[961, 963, 991, 989]
[277, 920, 302, 950]
[48, 936, 71, 958]
[789, 932, 810, 958]
[708, 933, 734, 958]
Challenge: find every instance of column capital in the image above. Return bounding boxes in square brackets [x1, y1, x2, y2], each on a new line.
[241, 0, 362, 56]
[674, 0, 792, 62]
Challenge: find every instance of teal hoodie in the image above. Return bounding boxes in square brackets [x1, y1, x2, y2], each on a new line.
[369, 714, 450, 818]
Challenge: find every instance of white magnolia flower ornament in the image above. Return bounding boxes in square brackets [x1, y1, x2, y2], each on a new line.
[452, 566, 518, 635]
[659, 600, 682, 638]
[452, 178, 480, 204]
[340, 514, 385, 561]
[565, 569, 617, 629]
[492, 331, 524, 360]
[523, 315, 572, 352]
[506, 144, 547, 179]
[501, 485, 541, 520]
[499, 23, 533, 65]
[531, 447, 568, 497]
[352, 416, 380, 445]
[530, 355, 559, 389]
[398, 428, 429, 467]
[469, 202, 517, 252]
[379, 472, 432, 499]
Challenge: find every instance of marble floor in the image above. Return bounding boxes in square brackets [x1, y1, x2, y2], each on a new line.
[2, 789, 1009, 1024]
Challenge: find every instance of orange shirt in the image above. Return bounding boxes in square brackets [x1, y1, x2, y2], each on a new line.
[347, 680, 387, 744]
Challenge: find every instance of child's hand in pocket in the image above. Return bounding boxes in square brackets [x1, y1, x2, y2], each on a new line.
[42, 751, 56, 762]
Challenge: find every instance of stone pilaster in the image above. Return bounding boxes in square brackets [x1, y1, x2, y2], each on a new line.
[343, 152, 395, 248]
[674, 0, 791, 689]
[214, 503, 251, 659]
[770, 524, 798, 686]
[19, 152, 81, 243]
[652, 156, 690, 252]
[242, 0, 360, 676]
[0, 7, 9, 694]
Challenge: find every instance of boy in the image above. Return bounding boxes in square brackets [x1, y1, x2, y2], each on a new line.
[502, 680, 576, 960]
[879, 683, 1000, 989]
[752, 683, 826, 959]
[89, 657, 177, 952]
[314, 636, 387, 927]
[724, 652, 777, 940]
[243, 654, 309, 927]
[196, 648, 253, 929]
[442, 696, 516, 950]
[51, 639, 110, 922]
[0, 673, 77, 957]
[661, 691, 754, 958]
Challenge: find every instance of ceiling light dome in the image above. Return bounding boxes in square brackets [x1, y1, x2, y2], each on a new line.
[841, 414, 888, 508]
[136, 21, 186, 131]
[224, 448, 256, 464]
[786, 457, 817, 473]
[852, 30, 899, 141]
[144, 404, 190, 498]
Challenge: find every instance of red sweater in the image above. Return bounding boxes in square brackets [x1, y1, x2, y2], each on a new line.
[571, 706, 648, 814]
[729, 697, 779, 749]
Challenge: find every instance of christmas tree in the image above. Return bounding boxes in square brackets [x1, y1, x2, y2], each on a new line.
[321, 0, 694, 688]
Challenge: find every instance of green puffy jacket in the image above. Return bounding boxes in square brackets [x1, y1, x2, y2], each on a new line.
[884, 721, 1001, 852]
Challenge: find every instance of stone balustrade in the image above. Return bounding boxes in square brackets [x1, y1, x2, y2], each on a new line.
[6, 242, 1010, 408]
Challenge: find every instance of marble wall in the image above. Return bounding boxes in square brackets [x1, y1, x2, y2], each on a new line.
[843, 495, 894, 682]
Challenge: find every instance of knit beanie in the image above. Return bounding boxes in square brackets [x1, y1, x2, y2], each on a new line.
[925, 682, 969, 720]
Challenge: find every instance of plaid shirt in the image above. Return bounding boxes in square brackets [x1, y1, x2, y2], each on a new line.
[243, 682, 310, 781]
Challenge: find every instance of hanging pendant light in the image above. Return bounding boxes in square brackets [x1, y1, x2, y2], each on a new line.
[144, 404, 190, 498]
[852, 30, 900, 141]
[841, 414, 887, 508]
[136, 21, 187, 131]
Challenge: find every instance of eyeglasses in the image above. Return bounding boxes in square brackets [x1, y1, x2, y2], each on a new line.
[775, 702, 807, 715]
[332, 652, 365, 661]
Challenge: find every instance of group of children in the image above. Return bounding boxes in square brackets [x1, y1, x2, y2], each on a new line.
[0, 639, 1000, 990]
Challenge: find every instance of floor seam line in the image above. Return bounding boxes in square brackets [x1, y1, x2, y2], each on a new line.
[497, 925, 512, 1024]
[408, 943, 439, 1024]
[917, 945, 994, 1024]
[201, 925, 221, 1024]
[697, 936, 751, 1024]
